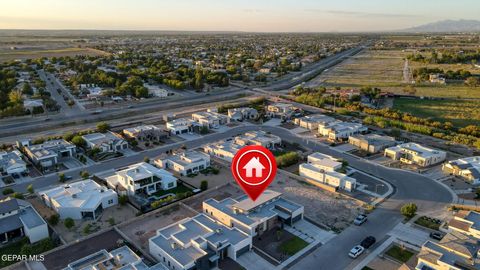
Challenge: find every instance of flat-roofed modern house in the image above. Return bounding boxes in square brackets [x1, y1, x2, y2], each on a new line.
[318, 121, 368, 141]
[416, 232, 480, 270]
[443, 157, 480, 184]
[384, 143, 446, 167]
[39, 179, 118, 220]
[348, 134, 397, 153]
[0, 197, 49, 244]
[448, 210, 480, 239]
[123, 125, 169, 142]
[294, 114, 336, 131]
[23, 139, 76, 171]
[203, 190, 304, 237]
[65, 245, 167, 270]
[266, 103, 297, 119]
[149, 214, 251, 270]
[0, 150, 27, 176]
[155, 151, 210, 176]
[203, 141, 242, 162]
[82, 131, 128, 153]
[299, 153, 356, 192]
[106, 162, 177, 196]
[166, 118, 197, 135]
[227, 107, 259, 121]
[234, 131, 281, 149]
[191, 110, 228, 129]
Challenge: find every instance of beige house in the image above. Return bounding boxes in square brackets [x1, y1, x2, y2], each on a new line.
[416, 232, 479, 270]
[384, 143, 446, 167]
[348, 134, 396, 153]
[448, 210, 480, 239]
[442, 157, 480, 185]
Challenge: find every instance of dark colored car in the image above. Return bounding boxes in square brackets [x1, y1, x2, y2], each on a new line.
[360, 236, 376, 249]
[429, 232, 444, 241]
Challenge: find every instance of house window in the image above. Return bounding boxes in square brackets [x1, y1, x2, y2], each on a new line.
[108, 199, 113, 204]
[168, 182, 174, 188]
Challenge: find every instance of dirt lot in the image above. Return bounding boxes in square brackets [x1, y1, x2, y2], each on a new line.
[180, 159, 233, 189]
[0, 47, 108, 63]
[183, 183, 244, 212]
[118, 204, 197, 253]
[270, 171, 363, 232]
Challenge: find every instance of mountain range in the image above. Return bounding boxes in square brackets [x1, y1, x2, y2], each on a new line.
[404, 19, 480, 33]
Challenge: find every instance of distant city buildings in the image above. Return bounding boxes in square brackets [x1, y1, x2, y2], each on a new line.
[384, 143, 446, 167]
[0, 197, 49, 244]
[443, 157, 480, 184]
[299, 153, 356, 192]
[82, 131, 129, 153]
[39, 179, 118, 220]
[155, 151, 211, 176]
[106, 162, 177, 196]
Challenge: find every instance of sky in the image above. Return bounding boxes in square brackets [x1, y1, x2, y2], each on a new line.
[1, 0, 479, 32]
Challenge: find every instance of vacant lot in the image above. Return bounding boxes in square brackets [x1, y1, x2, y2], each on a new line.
[393, 98, 480, 127]
[270, 171, 362, 232]
[312, 48, 480, 98]
[118, 204, 197, 253]
[0, 47, 109, 62]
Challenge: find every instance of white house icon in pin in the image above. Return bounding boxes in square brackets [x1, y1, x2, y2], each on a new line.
[243, 157, 265, 177]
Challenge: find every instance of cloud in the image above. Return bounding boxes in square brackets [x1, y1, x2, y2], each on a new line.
[305, 9, 420, 18]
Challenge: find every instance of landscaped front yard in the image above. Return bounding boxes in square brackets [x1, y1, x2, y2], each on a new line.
[278, 236, 309, 256]
[0, 238, 58, 268]
[414, 216, 441, 231]
[254, 229, 309, 263]
[385, 245, 415, 263]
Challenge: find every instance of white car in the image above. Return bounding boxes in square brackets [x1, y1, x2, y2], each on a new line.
[348, 245, 365, 259]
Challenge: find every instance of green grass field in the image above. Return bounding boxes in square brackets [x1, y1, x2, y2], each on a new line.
[385, 245, 414, 263]
[393, 98, 480, 127]
[278, 236, 309, 256]
[0, 47, 109, 63]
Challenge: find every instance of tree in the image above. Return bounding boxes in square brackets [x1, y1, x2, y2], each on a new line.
[200, 180, 208, 191]
[96, 122, 110, 133]
[27, 184, 34, 194]
[48, 214, 60, 226]
[22, 83, 33, 96]
[403, 85, 416, 95]
[118, 195, 128, 205]
[71, 136, 86, 147]
[143, 156, 150, 163]
[58, 172, 66, 183]
[400, 203, 417, 219]
[80, 171, 90, 179]
[8, 89, 23, 104]
[64, 218, 75, 229]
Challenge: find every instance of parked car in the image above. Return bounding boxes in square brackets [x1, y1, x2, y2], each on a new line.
[429, 232, 444, 241]
[354, 214, 367, 225]
[360, 236, 376, 249]
[348, 245, 365, 259]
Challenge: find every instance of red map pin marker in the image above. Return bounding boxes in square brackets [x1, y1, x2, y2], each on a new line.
[231, 145, 277, 201]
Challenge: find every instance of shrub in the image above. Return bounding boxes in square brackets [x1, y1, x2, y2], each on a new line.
[401, 203, 418, 219]
[12, 192, 24, 199]
[58, 173, 66, 183]
[118, 195, 128, 205]
[48, 214, 60, 226]
[2, 188, 14, 195]
[64, 218, 75, 229]
[276, 152, 300, 168]
[200, 180, 208, 191]
[27, 184, 34, 194]
[96, 122, 110, 133]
